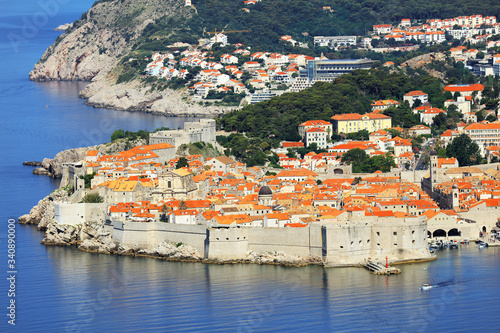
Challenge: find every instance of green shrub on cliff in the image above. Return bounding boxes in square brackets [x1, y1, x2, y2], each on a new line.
[80, 193, 104, 203]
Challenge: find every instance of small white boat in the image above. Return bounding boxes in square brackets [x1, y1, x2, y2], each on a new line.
[478, 243, 487, 249]
[420, 283, 433, 291]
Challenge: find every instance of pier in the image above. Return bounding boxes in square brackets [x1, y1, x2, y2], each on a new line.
[362, 259, 401, 275]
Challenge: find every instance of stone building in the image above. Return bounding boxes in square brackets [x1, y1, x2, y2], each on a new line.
[149, 119, 216, 149]
[154, 169, 197, 201]
[258, 186, 273, 206]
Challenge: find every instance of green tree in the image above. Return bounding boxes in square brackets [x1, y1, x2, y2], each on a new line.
[161, 204, 168, 222]
[365, 153, 396, 172]
[346, 129, 369, 141]
[176, 157, 189, 169]
[286, 149, 297, 158]
[79, 172, 96, 189]
[486, 114, 497, 122]
[342, 148, 369, 173]
[80, 193, 104, 203]
[446, 134, 481, 166]
[111, 129, 125, 141]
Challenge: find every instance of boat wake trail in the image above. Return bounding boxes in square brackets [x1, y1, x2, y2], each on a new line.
[432, 278, 473, 288]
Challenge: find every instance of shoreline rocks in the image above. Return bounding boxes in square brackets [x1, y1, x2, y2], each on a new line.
[18, 188, 70, 229]
[54, 23, 73, 31]
[32, 167, 49, 175]
[21, 193, 322, 267]
[80, 79, 234, 118]
[28, 0, 228, 118]
[23, 161, 42, 166]
[33, 138, 147, 179]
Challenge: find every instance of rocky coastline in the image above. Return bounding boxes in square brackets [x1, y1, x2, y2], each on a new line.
[19, 190, 323, 268]
[28, 0, 235, 118]
[27, 138, 147, 178]
[79, 79, 234, 118]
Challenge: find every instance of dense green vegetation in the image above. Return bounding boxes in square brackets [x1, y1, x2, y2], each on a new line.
[444, 134, 482, 166]
[341, 148, 396, 173]
[110, 127, 172, 144]
[91, 0, 500, 60]
[191, 0, 500, 51]
[80, 193, 104, 203]
[175, 157, 189, 169]
[217, 133, 272, 167]
[218, 69, 444, 141]
[79, 172, 97, 189]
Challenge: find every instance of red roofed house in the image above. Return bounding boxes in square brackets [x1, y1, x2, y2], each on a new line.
[169, 209, 198, 224]
[369, 129, 392, 141]
[371, 99, 400, 111]
[437, 158, 458, 169]
[282, 141, 304, 149]
[276, 169, 318, 182]
[298, 120, 332, 138]
[464, 122, 500, 154]
[373, 24, 392, 35]
[420, 107, 446, 126]
[263, 212, 291, 227]
[331, 111, 392, 134]
[403, 90, 428, 107]
[305, 127, 328, 148]
[408, 125, 431, 136]
[86, 150, 100, 162]
[440, 129, 460, 146]
[444, 84, 484, 100]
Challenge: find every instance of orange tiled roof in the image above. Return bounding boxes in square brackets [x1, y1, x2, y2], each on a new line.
[332, 111, 391, 121]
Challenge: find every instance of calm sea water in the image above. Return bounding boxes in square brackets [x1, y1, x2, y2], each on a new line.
[1, 1, 500, 332]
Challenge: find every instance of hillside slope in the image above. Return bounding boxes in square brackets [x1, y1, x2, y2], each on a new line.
[29, 0, 192, 82]
[29, 0, 500, 116]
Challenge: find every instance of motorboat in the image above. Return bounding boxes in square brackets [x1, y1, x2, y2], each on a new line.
[420, 283, 433, 291]
[478, 242, 488, 249]
[460, 239, 469, 244]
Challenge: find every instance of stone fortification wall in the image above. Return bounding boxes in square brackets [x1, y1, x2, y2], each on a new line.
[149, 119, 216, 148]
[459, 209, 499, 233]
[112, 221, 206, 252]
[54, 203, 107, 226]
[205, 228, 249, 260]
[110, 217, 433, 265]
[400, 170, 428, 184]
[246, 227, 312, 256]
[321, 217, 431, 266]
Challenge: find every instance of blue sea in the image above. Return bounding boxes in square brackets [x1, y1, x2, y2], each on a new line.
[1, 1, 500, 331]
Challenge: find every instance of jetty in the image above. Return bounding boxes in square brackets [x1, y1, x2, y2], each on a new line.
[362, 259, 401, 275]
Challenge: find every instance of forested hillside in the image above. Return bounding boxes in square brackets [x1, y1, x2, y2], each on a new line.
[90, 0, 500, 54]
[191, 0, 500, 51]
[218, 69, 444, 142]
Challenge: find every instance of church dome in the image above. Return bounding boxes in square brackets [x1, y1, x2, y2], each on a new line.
[258, 186, 273, 196]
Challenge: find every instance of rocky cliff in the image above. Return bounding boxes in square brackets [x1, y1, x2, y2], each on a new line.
[80, 79, 233, 117]
[18, 188, 70, 229]
[30, 0, 188, 82]
[28, 0, 227, 116]
[33, 137, 146, 178]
